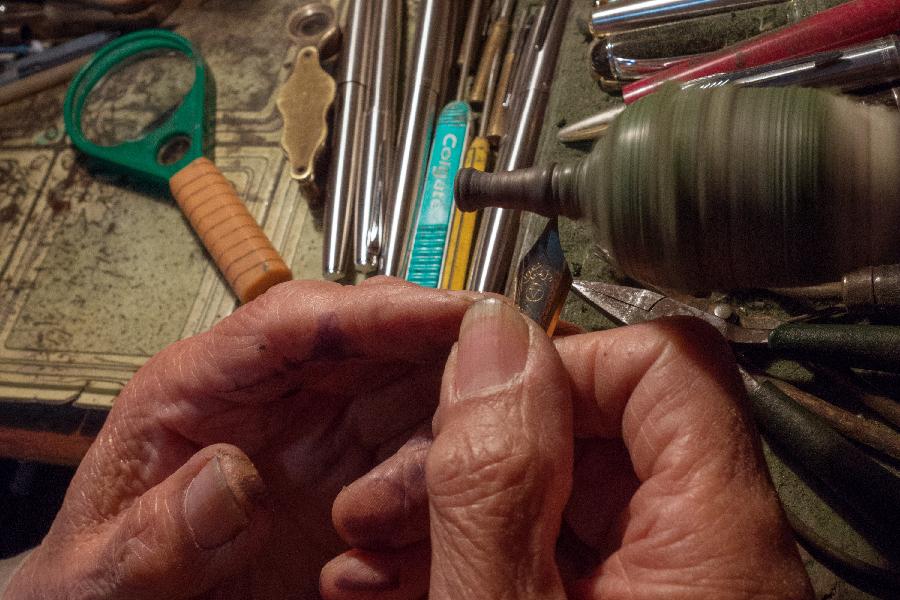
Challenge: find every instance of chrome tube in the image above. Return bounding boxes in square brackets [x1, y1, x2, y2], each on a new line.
[609, 53, 694, 80]
[684, 35, 900, 91]
[379, 0, 454, 277]
[354, 0, 400, 273]
[467, 0, 570, 293]
[557, 103, 625, 142]
[323, 0, 371, 279]
[591, 0, 782, 35]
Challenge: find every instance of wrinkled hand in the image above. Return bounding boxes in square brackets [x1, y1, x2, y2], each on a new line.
[4, 279, 483, 600]
[323, 300, 814, 599]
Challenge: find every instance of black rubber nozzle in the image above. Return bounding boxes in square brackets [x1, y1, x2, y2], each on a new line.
[454, 164, 560, 217]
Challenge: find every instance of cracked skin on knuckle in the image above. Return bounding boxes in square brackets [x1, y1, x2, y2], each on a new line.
[427, 425, 549, 511]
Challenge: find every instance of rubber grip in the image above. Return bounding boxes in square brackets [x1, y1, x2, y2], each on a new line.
[767, 324, 900, 372]
[170, 157, 292, 303]
[747, 378, 900, 539]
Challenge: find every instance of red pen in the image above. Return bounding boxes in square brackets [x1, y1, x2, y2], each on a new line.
[623, 0, 900, 103]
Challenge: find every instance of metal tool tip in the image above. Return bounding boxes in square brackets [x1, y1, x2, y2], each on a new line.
[322, 266, 346, 281]
[558, 121, 603, 143]
[557, 104, 624, 143]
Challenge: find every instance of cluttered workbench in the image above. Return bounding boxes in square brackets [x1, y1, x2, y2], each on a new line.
[1, 0, 899, 598]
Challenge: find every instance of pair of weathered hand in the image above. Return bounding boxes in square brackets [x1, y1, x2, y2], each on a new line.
[3, 278, 813, 599]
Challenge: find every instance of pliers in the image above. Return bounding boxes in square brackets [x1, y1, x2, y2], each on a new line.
[571, 281, 900, 372]
[569, 279, 900, 554]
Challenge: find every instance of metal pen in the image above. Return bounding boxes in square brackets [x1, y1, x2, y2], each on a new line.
[455, 0, 485, 100]
[559, 35, 900, 143]
[467, 0, 570, 294]
[622, 0, 900, 103]
[470, 0, 516, 104]
[354, 0, 400, 273]
[379, 0, 454, 277]
[605, 52, 693, 82]
[557, 103, 625, 143]
[486, 8, 533, 143]
[590, 0, 848, 85]
[683, 34, 900, 91]
[323, 0, 371, 280]
[591, 0, 783, 36]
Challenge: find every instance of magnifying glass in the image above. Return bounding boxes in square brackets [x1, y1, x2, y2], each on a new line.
[64, 29, 292, 304]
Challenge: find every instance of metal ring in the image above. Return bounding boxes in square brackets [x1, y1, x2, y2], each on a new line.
[286, 1, 340, 60]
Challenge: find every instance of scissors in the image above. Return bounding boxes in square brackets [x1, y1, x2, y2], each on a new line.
[571, 281, 900, 372]
[570, 279, 900, 554]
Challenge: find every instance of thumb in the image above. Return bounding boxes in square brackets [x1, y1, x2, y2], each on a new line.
[94, 444, 271, 599]
[427, 298, 573, 600]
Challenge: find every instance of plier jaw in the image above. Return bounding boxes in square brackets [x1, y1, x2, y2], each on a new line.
[570, 280, 770, 344]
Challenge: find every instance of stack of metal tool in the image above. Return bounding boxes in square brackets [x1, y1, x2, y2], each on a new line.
[562, 0, 900, 141]
[313, 0, 572, 292]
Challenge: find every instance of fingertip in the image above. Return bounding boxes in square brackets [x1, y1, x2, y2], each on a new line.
[96, 445, 272, 599]
[184, 446, 269, 550]
[321, 552, 399, 596]
[332, 435, 431, 550]
[320, 545, 429, 600]
[454, 298, 531, 400]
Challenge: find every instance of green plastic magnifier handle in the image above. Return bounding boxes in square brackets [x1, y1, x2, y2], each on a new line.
[745, 376, 900, 540]
[63, 29, 208, 187]
[767, 324, 900, 372]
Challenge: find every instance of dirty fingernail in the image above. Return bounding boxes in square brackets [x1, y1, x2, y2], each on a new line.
[184, 454, 265, 549]
[456, 298, 530, 398]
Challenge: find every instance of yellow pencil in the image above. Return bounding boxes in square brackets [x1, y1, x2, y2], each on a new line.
[441, 137, 489, 289]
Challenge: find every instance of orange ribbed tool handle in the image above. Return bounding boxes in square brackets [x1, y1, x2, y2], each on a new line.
[169, 157, 292, 303]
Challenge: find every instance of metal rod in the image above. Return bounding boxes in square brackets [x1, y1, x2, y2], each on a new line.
[470, 0, 516, 103]
[379, 0, 454, 277]
[323, 0, 371, 279]
[354, 0, 400, 273]
[591, 0, 784, 36]
[682, 35, 900, 91]
[455, 0, 485, 100]
[466, 0, 570, 293]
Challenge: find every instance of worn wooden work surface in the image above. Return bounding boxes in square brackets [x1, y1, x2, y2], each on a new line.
[0, 0, 892, 598]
